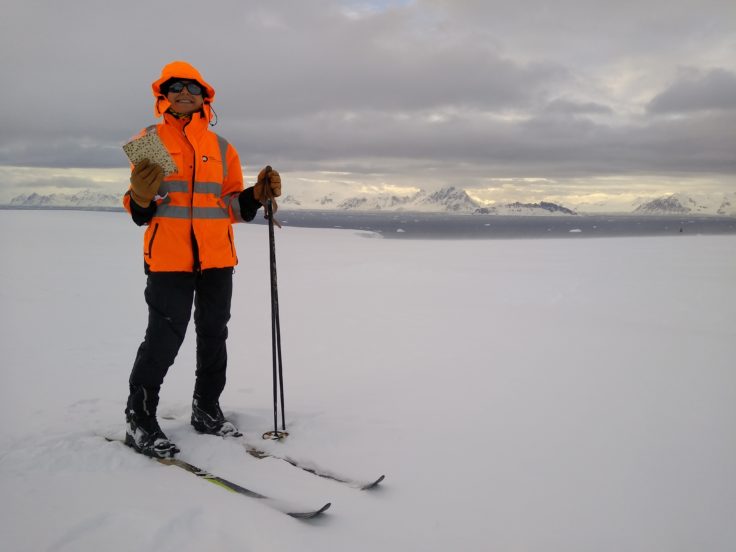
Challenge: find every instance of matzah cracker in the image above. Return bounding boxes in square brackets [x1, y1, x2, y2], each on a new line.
[123, 129, 178, 176]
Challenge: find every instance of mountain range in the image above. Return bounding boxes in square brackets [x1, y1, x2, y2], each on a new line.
[5, 188, 736, 216]
[282, 187, 578, 215]
[633, 192, 736, 216]
[8, 190, 121, 209]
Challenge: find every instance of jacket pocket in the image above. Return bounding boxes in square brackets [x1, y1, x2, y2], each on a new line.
[227, 227, 235, 258]
[146, 223, 159, 258]
[169, 151, 184, 177]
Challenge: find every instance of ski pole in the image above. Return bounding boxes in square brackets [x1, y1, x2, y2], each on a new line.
[262, 167, 288, 440]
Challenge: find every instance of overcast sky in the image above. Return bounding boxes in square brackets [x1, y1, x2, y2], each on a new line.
[1, 0, 734, 209]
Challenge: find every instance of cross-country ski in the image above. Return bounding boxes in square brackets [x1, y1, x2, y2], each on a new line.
[244, 443, 385, 490]
[160, 415, 386, 490]
[103, 437, 331, 519]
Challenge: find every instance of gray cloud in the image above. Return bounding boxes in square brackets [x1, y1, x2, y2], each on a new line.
[14, 175, 101, 190]
[647, 69, 736, 113]
[542, 99, 613, 115]
[1, 0, 735, 202]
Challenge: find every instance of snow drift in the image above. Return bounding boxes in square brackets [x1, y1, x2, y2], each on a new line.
[1, 210, 735, 552]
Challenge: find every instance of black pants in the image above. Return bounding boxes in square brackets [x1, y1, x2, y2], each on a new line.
[127, 268, 233, 415]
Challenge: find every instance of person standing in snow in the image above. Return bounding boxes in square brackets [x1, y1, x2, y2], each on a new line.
[122, 61, 281, 458]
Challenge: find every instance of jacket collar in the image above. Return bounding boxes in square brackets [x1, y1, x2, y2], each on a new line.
[156, 96, 213, 122]
[163, 110, 209, 137]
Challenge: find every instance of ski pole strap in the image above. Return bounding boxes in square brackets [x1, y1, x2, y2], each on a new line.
[265, 200, 282, 228]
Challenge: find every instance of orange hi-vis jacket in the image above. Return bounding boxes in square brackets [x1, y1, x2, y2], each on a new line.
[123, 61, 248, 273]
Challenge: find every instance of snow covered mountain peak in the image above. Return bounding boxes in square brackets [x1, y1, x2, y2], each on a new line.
[633, 192, 736, 216]
[9, 190, 121, 209]
[413, 186, 480, 212]
[9, 187, 734, 216]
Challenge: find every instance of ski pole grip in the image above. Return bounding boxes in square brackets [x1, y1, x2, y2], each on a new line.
[263, 165, 274, 205]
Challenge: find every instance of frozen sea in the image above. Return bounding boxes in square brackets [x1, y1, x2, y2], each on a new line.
[4, 207, 736, 239]
[258, 210, 736, 239]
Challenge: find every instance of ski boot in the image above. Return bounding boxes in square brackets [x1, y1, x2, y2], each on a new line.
[125, 385, 179, 458]
[191, 398, 242, 437]
[125, 410, 179, 458]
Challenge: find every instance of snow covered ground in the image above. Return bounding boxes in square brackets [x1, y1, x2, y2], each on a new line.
[1, 210, 735, 552]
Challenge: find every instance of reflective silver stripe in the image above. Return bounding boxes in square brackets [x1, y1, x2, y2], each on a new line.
[159, 180, 189, 194]
[156, 205, 190, 219]
[154, 205, 229, 220]
[160, 181, 222, 195]
[216, 134, 229, 180]
[194, 181, 222, 195]
[224, 193, 243, 221]
[194, 207, 229, 220]
[142, 388, 151, 416]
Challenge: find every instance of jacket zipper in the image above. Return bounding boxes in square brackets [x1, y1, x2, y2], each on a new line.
[146, 222, 159, 258]
[183, 122, 202, 273]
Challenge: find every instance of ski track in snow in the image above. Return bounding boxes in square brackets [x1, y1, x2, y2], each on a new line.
[1, 210, 735, 552]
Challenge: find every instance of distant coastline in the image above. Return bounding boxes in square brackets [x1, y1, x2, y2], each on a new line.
[4, 205, 736, 239]
[0, 205, 125, 213]
[5, 188, 736, 217]
[2, 204, 734, 217]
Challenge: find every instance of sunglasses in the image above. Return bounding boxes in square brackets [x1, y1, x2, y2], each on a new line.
[167, 81, 203, 96]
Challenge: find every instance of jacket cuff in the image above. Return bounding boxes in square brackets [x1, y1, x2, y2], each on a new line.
[128, 192, 157, 226]
[238, 187, 263, 222]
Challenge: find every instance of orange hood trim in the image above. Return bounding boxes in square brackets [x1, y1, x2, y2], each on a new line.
[152, 61, 216, 119]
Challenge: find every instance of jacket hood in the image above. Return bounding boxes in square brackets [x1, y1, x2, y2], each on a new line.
[152, 61, 216, 119]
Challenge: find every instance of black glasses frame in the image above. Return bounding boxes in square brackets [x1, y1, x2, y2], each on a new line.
[167, 81, 204, 96]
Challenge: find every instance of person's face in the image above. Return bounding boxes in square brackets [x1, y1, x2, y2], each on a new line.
[166, 80, 205, 114]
